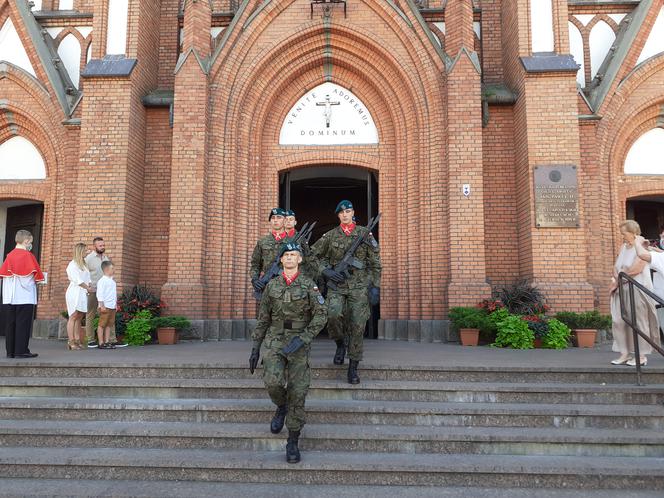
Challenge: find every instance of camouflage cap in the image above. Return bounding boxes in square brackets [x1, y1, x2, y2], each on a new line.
[269, 207, 287, 220]
[335, 200, 353, 213]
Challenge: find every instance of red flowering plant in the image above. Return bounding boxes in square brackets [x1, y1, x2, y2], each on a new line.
[478, 299, 504, 313]
[115, 285, 164, 335]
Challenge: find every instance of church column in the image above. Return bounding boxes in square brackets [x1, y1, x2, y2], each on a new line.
[445, 0, 491, 307]
[161, 0, 211, 317]
[501, 0, 594, 310]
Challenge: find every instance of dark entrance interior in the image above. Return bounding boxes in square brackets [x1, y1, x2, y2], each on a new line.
[279, 166, 380, 337]
[627, 197, 664, 241]
[1, 201, 44, 337]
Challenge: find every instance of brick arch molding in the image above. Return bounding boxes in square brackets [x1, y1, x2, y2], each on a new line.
[204, 9, 448, 320]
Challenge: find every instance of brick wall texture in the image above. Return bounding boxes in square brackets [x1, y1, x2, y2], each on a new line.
[1, 0, 664, 320]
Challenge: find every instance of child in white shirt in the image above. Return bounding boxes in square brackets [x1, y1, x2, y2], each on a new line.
[96, 261, 117, 349]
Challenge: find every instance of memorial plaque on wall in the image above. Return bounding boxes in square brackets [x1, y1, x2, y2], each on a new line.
[534, 165, 579, 228]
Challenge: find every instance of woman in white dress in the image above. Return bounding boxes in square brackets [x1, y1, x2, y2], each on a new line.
[65, 243, 91, 350]
[609, 220, 660, 366]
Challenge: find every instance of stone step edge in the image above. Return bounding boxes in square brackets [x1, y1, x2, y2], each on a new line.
[1, 377, 663, 393]
[2, 362, 663, 374]
[1, 419, 663, 445]
[0, 397, 661, 417]
[1, 447, 662, 476]
[0, 479, 660, 498]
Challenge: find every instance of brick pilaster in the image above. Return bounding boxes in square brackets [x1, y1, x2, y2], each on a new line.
[446, 0, 491, 307]
[161, 0, 211, 317]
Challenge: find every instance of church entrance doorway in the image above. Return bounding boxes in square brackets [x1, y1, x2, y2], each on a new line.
[0, 200, 44, 337]
[627, 196, 664, 241]
[279, 165, 379, 338]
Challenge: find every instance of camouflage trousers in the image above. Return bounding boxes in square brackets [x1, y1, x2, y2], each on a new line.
[327, 287, 370, 362]
[262, 334, 311, 432]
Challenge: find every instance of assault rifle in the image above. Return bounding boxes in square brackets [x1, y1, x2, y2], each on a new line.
[253, 221, 317, 300]
[327, 213, 381, 291]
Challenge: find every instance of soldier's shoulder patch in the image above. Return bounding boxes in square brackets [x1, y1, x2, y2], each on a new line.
[312, 286, 325, 304]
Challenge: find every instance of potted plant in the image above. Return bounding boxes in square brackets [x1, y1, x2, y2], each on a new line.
[449, 307, 487, 346]
[543, 319, 572, 349]
[523, 316, 548, 348]
[151, 316, 191, 345]
[124, 310, 154, 346]
[493, 313, 534, 350]
[555, 311, 611, 348]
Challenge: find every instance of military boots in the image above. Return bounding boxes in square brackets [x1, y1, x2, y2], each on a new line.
[333, 339, 346, 365]
[347, 360, 360, 384]
[286, 430, 301, 463]
[270, 404, 288, 434]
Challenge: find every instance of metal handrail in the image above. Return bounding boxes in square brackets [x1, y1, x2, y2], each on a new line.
[617, 271, 664, 385]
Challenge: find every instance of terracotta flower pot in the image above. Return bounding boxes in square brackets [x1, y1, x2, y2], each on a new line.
[574, 329, 596, 348]
[157, 327, 177, 345]
[533, 338, 543, 349]
[460, 328, 480, 347]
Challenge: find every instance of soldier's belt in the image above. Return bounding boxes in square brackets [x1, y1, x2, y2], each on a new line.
[273, 320, 308, 330]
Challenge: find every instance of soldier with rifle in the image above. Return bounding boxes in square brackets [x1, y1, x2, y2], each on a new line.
[250, 208, 288, 295]
[312, 200, 381, 384]
[249, 242, 327, 463]
[252, 217, 317, 300]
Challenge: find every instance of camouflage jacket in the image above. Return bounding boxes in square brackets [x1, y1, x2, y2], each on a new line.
[252, 274, 328, 349]
[311, 225, 381, 289]
[249, 233, 284, 280]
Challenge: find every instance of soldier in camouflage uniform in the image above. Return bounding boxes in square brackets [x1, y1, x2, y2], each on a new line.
[312, 200, 381, 384]
[249, 242, 327, 463]
[250, 208, 288, 294]
[283, 209, 319, 280]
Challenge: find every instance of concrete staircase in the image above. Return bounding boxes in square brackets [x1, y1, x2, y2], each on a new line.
[0, 360, 662, 496]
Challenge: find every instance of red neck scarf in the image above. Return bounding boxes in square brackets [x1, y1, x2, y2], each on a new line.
[0, 248, 45, 281]
[282, 271, 299, 286]
[340, 223, 356, 236]
[286, 228, 296, 238]
[272, 230, 287, 242]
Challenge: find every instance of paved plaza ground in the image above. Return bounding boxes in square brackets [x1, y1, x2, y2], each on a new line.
[2, 337, 663, 372]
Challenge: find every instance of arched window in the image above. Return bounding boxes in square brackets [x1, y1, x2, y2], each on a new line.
[589, 20, 615, 79]
[57, 33, 81, 88]
[568, 22, 585, 87]
[0, 137, 47, 180]
[624, 128, 664, 175]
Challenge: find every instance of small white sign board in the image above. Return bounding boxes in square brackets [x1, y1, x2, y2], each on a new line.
[279, 82, 378, 146]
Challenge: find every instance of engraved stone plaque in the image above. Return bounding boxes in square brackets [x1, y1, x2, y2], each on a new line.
[534, 165, 579, 228]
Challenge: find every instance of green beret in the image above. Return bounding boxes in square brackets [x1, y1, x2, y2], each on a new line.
[335, 200, 353, 214]
[269, 208, 286, 220]
[285, 209, 295, 217]
[280, 242, 302, 256]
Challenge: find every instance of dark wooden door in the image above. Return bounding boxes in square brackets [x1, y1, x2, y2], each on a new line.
[3, 204, 44, 262]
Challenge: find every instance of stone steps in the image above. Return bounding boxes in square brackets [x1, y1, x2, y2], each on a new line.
[1, 377, 662, 404]
[1, 362, 662, 383]
[0, 396, 662, 429]
[1, 447, 662, 489]
[0, 419, 662, 457]
[0, 479, 661, 498]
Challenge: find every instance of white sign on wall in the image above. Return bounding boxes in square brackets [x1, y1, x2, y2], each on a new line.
[279, 82, 378, 146]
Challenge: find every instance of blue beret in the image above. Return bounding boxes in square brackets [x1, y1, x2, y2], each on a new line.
[335, 200, 353, 214]
[280, 242, 302, 256]
[269, 207, 286, 220]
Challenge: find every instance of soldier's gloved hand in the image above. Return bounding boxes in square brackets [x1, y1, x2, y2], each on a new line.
[368, 286, 380, 306]
[249, 347, 260, 374]
[282, 336, 305, 355]
[323, 268, 344, 284]
[251, 278, 266, 292]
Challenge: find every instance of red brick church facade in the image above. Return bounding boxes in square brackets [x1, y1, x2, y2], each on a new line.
[1, 0, 663, 338]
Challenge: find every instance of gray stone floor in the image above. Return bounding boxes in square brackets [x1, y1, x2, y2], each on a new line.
[2, 337, 663, 370]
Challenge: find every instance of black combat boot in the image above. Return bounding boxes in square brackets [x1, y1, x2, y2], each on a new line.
[333, 340, 346, 365]
[270, 405, 288, 434]
[347, 360, 360, 384]
[286, 430, 301, 463]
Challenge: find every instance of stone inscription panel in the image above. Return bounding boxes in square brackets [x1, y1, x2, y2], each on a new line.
[534, 165, 579, 228]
